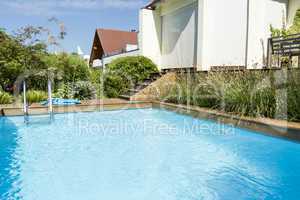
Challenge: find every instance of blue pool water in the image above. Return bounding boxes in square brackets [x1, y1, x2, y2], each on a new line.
[0, 108, 300, 200]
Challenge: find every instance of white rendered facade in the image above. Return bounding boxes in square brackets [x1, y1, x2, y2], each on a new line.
[140, 0, 298, 71]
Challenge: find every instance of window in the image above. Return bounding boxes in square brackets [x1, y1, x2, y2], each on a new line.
[161, 3, 197, 69]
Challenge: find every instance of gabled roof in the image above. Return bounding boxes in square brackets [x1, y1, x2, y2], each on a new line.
[89, 28, 138, 64]
[97, 28, 137, 56]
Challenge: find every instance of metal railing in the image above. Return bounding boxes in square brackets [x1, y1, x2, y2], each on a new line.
[23, 79, 54, 123]
[23, 80, 29, 123]
[267, 33, 300, 68]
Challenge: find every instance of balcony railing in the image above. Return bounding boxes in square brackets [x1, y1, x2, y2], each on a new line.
[267, 33, 300, 68]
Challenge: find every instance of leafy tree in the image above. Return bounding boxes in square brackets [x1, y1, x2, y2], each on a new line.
[288, 9, 300, 34]
[56, 53, 91, 83]
[270, 9, 300, 37]
[0, 27, 91, 96]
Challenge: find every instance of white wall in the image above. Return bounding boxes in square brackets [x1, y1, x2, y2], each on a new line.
[126, 44, 138, 52]
[139, 8, 162, 69]
[198, 0, 248, 71]
[140, 0, 198, 70]
[161, 2, 197, 69]
[247, 0, 288, 69]
[102, 50, 140, 68]
[92, 59, 102, 68]
[140, 0, 288, 71]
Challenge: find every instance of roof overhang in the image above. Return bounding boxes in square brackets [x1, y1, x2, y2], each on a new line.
[144, 0, 161, 10]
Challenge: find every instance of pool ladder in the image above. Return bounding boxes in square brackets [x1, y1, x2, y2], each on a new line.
[23, 79, 54, 123]
[23, 80, 29, 124]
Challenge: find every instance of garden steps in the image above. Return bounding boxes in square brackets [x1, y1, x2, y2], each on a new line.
[119, 95, 131, 100]
[119, 72, 163, 100]
[119, 72, 177, 101]
[129, 89, 140, 93]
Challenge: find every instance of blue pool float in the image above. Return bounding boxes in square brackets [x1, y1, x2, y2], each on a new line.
[41, 98, 81, 106]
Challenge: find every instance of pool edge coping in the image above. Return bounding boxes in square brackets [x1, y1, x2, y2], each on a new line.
[153, 101, 300, 142]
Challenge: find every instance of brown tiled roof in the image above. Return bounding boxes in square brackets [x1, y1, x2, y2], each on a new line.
[89, 28, 138, 65]
[97, 28, 137, 56]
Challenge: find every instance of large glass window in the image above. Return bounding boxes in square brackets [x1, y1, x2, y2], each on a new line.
[161, 3, 197, 69]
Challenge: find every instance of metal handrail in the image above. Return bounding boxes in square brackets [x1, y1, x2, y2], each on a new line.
[271, 33, 300, 40]
[23, 80, 29, 123]
[23, 78, 54, 123]
[267, 33, 300, 68]
[47, 79, 53, 117]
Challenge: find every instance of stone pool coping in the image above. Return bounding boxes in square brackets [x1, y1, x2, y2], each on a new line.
[0, 99, 152, 116]
[153, 101, 300, 142]
[1, 99, 299, 142]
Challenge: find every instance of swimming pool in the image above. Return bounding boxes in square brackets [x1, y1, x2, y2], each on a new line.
[0, 108, 299, 200]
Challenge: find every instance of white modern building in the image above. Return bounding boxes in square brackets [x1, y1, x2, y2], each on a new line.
[139, 0, 300, 71]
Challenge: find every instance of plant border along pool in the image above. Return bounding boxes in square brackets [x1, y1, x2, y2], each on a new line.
[1, 100, 300, 143]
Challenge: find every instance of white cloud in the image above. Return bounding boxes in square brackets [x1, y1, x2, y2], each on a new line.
[0, 0, 146, 16]
[103, 0, 144, 8]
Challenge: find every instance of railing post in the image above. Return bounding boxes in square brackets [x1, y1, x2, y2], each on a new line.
[267, 38, 272, 68]
[47, 79, 53, 118]
[23, 80, 29, 123]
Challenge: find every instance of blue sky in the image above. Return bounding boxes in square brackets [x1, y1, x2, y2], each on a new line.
[0, 0, 148, 54]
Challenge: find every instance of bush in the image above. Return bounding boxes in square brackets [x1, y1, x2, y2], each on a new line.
[107, 56, 158, 84]
[56, 54, 91, 83]
[25, 90, 48, 104]
[161, 69, 300, 122]
[287, 71, 300, 121]
[104, 73, 126, 98]
[73, 81, 96, 100]
[54, 84, 74, 99]
[0, 90, 13, 104]
[54, 82, 96, 100]
[90, 69, 105, 98]
[104, 56, 158, 97]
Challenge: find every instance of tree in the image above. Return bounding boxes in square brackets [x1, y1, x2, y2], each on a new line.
[0, 26, 90, 94]
[270, 9, 300, 37]
[289, 9, 300, 34]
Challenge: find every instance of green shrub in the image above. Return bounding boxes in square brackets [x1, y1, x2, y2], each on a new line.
[104, 73, 126, 98]
[252, 88, 276, 118]
[56, 54, 91, 83]
[90, 69, 105, 98]
[0, 91, 13, 104]
[193, 72, 224, 108]
[73, 81, 96, 100]
[287, 71, 300, 121]
[161, 74, 188, 104]
[104, 56, 158, 97]
[25, 90, 48, 104]
[161, 69, 300, 122]
[54, 82, 96, 100]
[54, 84, 74, 99]
[107, 56, 158, 84]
